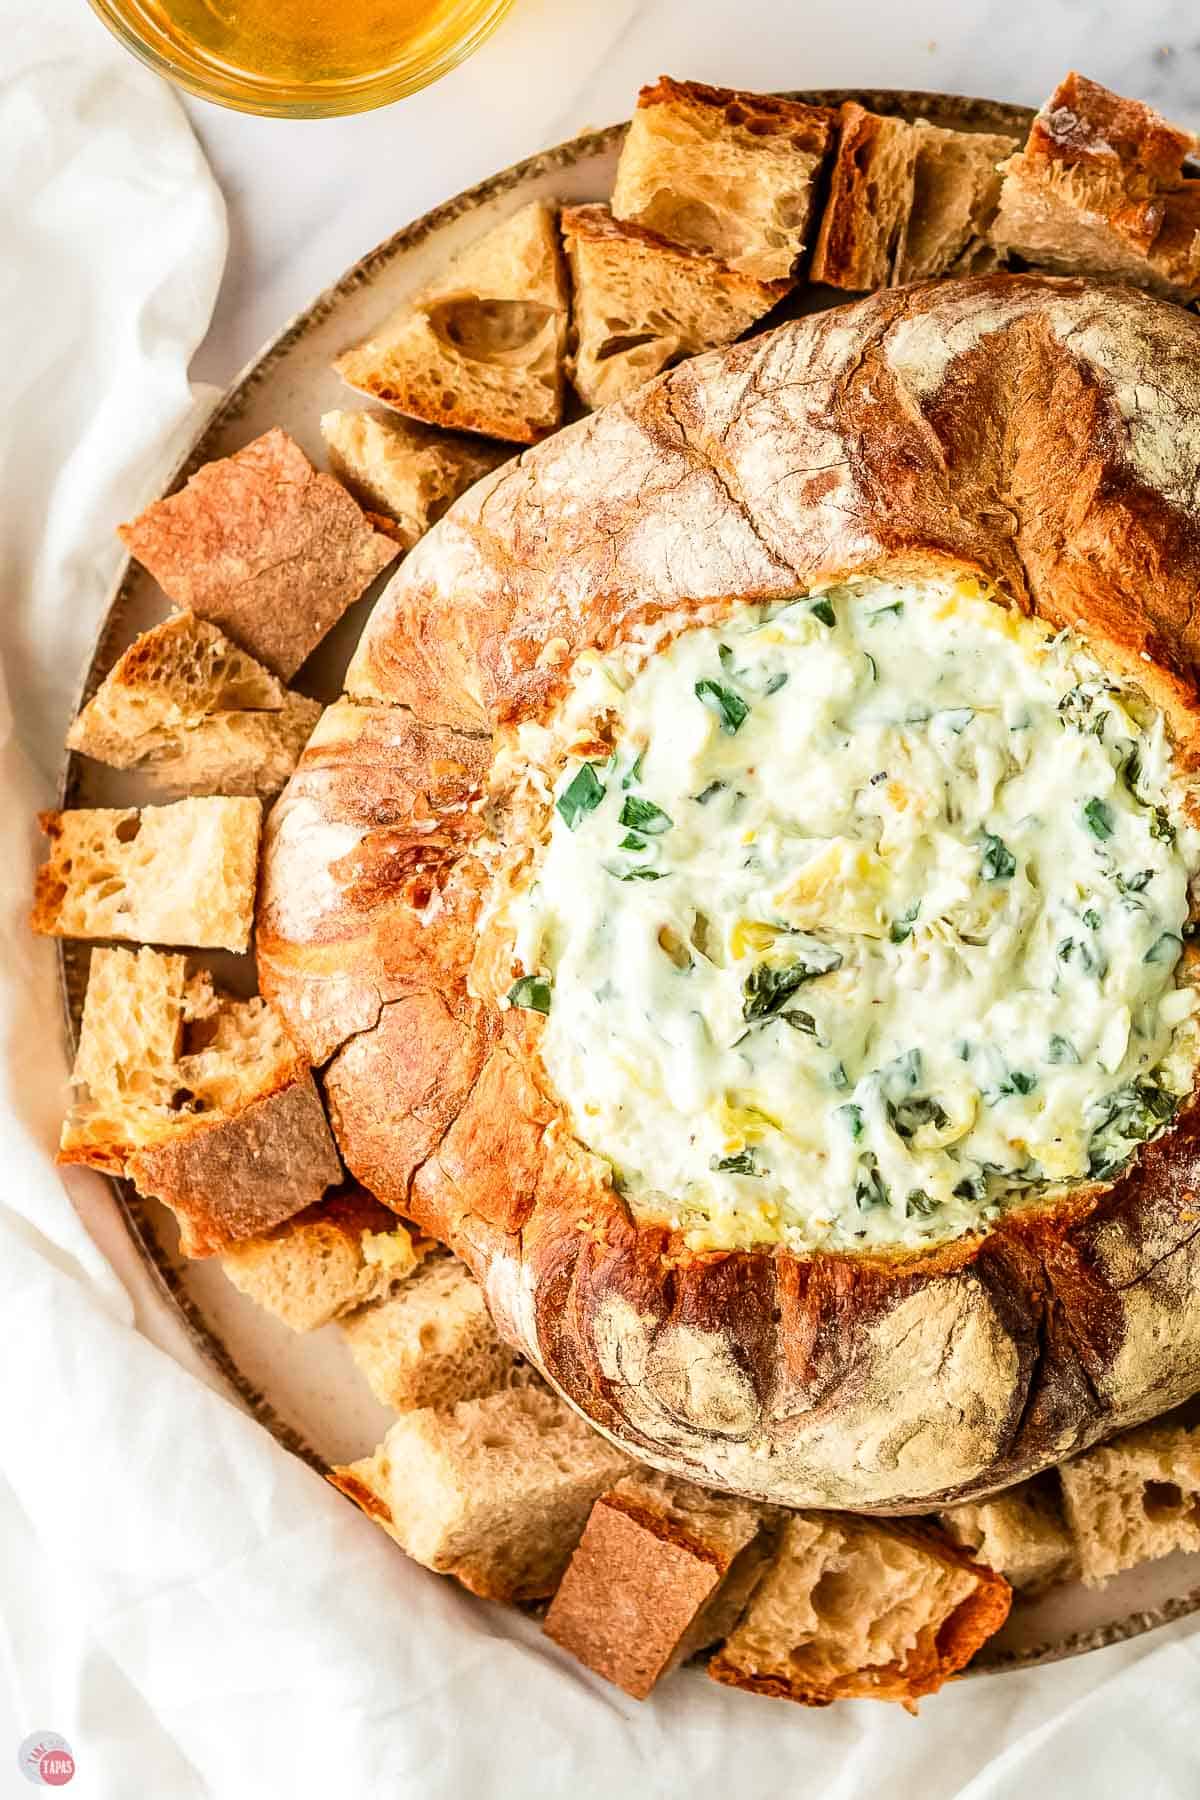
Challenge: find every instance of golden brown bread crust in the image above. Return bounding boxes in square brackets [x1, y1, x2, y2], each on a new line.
[707, 1516, 1012, 1707]
[1027, 72, 1194, 191]
[259, 275, 1200, 1510]
[810, 103, 918, 290]
[332, 203, 568, 446]
[118, 428, 399, 680]
[258, 698, 492, 1065]
[327, 1466, 394, 1526]
[232, 1184, 397, 1250]
[545, 1498, 732, 1697]
[611, 79, 834, 283]
[989, 73, 1200, 302]
[322, 993, 496, 1215]
[543, 1472, 767, 1698]
[128, 1075, 344, 1257]
[636, 76, 834, 156]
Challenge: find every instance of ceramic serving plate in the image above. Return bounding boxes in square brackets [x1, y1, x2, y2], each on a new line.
[58, 89, 1200, 1676]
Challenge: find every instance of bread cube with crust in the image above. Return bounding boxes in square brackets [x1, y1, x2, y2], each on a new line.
[611, 77, 834, 282]
[896, 122, 1019, 282]
[989, 71, 1200, 301]
[320, 410, 507, 548]
[66, 612, 321, 799]
[1059, 1419, 1200, 1586]
[939, 1479, 1076, 1593]
[562, 204, 782, 409]
[810, 103, 919, 290]
[708, 1514, 1011, 1710]
[544, 1470, 770, 1698]
[32, 797, 261, 953]
[59, 948, 342, 1257]
[129, 1082, 344, 1258]
[221, 1189, 424, 1332]
[338, 1252, 525, 1412]
[334, 203, 569, 445]
[61, 946, 191, 1164]
[330, 1386, 634, 1602]
[118, 428, 401, 679]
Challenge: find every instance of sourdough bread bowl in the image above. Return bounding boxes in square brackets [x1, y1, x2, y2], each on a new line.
[258, 272, 1200, 1513]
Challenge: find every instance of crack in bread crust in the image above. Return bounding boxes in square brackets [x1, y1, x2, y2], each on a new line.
[257, 275, 1200, 1510]
[257, 697, 491, 1066]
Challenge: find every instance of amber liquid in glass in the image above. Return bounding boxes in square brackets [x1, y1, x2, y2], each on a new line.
[140, 0, 475, 83]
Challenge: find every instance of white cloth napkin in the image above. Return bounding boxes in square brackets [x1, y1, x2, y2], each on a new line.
[2, 8, 1200, 1797]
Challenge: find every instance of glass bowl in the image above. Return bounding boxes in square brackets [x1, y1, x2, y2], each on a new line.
[87, 0, 516, 118]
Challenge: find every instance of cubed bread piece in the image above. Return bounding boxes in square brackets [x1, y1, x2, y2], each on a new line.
[334, 203, 569, 445]
[59, 948, 342, 1255]
[1059, 1419, 1200, 1587]
[989, 71, 1200, 301]
[544, 1470, 770, 1698]
[896, 123, 1019, 282]
[338, 1253, 525, 1411]
[810, 103, 919, 290]
[221, 1189, 423, 1331]
[709, 1514, 1011, 1710]
[32, 797, 261, 952]
[320, 410, 507, 548]
[128, 1079, 343, 1257]
[118, 428, 400, 679]
[610, 77, 834, 281]
[939, 1479, 1076, 1593]
[60, 945, 190, 1166]
[562, 204, 782, 409]
[330, 1386, 634, 1602]
[66, 612, 321, 798]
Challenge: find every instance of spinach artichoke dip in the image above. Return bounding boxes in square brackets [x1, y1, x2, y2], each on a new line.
[502, 575, 1200, 1253]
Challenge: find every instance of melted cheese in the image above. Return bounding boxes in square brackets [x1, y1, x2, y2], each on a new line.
[503, 576, 1200, 1251]
[360, 1226, 419, 1277]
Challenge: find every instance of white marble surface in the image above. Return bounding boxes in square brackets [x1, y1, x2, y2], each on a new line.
[150, 0, 1200, 388]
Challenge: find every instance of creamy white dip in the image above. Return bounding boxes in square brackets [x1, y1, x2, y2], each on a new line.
[503, 575, 1200, 1252]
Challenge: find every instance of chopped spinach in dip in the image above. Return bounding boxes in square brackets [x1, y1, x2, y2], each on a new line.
[503, 576, 1200, 1252]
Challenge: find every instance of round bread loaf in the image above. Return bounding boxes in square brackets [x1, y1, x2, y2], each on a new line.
[259, 274, 1200, 1511]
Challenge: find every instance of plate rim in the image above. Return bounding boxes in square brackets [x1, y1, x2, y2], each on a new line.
[59, 86, 1200, 1679]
